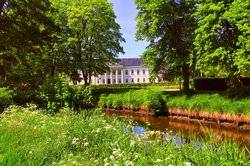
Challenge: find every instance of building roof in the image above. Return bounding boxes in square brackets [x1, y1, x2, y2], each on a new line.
[119, 58, 144, 66]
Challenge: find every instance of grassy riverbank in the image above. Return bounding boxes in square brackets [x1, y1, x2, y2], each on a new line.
[0, 105, 249, 165]
[98, 88, 250, 116]
[166, 94, 250, 115]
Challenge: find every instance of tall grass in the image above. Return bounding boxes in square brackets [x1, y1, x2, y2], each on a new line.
[0, 105, 249, 165]
[166, 94, 250, 115]
[98, 88, 165, 112]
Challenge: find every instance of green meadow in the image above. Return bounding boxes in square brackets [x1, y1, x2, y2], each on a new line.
[0, 105, 249, 166]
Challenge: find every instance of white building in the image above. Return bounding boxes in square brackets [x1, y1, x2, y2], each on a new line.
[91, 58, 152, 85]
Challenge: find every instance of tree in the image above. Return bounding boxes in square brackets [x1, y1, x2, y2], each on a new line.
[51, 0, 125, 85]
[194, 0, 250, 85]
[135, 0, 197, 91]
[0, 0, 59, 88]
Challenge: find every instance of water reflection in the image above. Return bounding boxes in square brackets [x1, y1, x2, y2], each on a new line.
[105, 110, 250, 151]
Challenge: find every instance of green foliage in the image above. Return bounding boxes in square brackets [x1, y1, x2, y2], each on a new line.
[98, 88, 165, 112]
[135, 0, 197, 91]
[0, 0, 59, 88]
[39, 74, 71, 111]
[69, 86, 94, 110]
[50, 0, 125, 85]
[40, 74, 94, 111]
[0, 106, 249, 165]
[194, 0, 250, 79]
[0, 88, 13, 112]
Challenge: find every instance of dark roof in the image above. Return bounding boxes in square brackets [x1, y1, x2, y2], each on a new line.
[119, 58, 144, 66]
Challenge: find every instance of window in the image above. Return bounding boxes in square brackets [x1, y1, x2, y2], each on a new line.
[137, 70, 140, 75]
[125, 70, 128, 75]
[126, 78, 128, 83]
[143, 69, 146, 75]
[102, 79, 105, 84]
[137, 78, 140, 83]
[112, 70, 116, 75]
[131, 78, 134, 83]
[118, 70, 121, 75]
[143, 78, 146, 83]
[97, 79, 99, 84]
[119, 79, 121, 83]
[113, 79, 116, 84]
[131, 70, 134, 75]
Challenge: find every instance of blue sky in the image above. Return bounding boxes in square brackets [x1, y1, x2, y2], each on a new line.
[108, 0, 148, 58]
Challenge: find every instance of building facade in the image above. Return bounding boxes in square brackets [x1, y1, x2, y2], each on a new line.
[90, 58, 152, 85]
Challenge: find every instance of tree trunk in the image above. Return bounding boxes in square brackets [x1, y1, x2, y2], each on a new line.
[182, 64, 190, 91]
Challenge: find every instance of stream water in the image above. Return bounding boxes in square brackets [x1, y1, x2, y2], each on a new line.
[105, 110, 250, 151]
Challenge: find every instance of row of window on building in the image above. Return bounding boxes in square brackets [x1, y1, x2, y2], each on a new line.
[96, 77, 149, 84]
[110, 69, 147, 75]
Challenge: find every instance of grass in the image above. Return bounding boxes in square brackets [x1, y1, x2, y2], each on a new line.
[98, 88, 165, 112]
[166, 94, 250, 115]
[0, 105, 249, 165]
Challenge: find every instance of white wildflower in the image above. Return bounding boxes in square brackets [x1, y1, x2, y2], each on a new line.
[104, 125, 111, 130]
[125, 160, 134, 166]
[110, 155, 115, 160]
[72, 137, 79, 145]
[130, 140, 135, 147]
[96, 128, 101, 133]
[184, 162, 192, 166]
[155, 159, 163, 163]
[83, 142, 89, 147]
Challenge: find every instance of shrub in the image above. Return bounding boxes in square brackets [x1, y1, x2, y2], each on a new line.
[0, 88, 13, 113]
[39, 74, 71, 111]
[69, 86, 93, 110]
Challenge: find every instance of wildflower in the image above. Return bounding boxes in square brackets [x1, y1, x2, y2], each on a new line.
[125, 160, 134, 166]
[110, 155, 115, 160]
[155, 159, 163, 163]
[72, 137, 79, 145]
[96, 128, 101, 133]
[72, 160, 77, 165]
[29, 151, 33, 155]
[83, 142, 89, 147]
[130, 140, 135, 147]
[68, 153, 74, 157]
[184, 162, 192, 166]
[104, 125, 111, 130]
[134, 153, 140, 159]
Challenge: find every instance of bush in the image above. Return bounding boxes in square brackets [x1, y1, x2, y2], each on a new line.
[0, 88, 13, 113]
[69, 86, 94, 110]
[40, 74, 94, 111]
[39, 74, 70, 111]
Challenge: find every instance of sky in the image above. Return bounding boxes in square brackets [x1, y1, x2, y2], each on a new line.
[108, 0, 148, 58]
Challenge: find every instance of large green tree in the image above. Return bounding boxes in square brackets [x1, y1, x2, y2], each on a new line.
[0, 0, 59, 87]
[135, 0, 197, 91]
[194, 0, 250, 84]
[51, 0, 125, 85]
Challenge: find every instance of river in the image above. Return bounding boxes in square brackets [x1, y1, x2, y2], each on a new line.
[105, 109, 250, 151]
